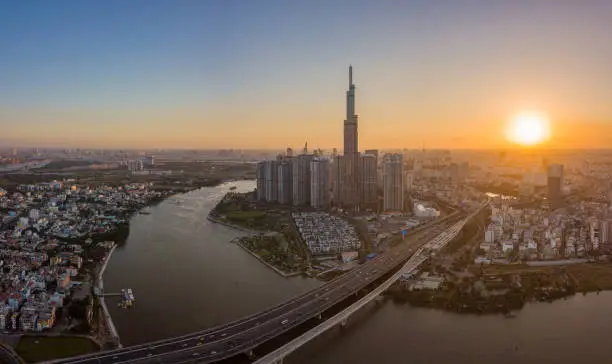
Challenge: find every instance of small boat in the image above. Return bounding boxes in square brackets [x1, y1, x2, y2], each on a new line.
[229, 186, 237, 191]
[139, 211, 151, 215]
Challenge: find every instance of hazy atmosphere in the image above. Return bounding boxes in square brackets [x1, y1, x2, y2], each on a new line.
[2, 1, 612, 149]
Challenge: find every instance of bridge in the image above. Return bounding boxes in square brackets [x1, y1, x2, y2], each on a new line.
[49, 203, 488, 364]
[255, 202, 488, 364]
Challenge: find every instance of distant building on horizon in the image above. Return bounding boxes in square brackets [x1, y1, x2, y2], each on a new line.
[127, 160, 144, 172]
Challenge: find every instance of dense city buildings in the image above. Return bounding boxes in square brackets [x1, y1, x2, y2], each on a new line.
[0, 180, 167, 333]
[310, 158, 331, 209]
[383, 153, 404, 212]
[292, 212, 360, 255]
[255, 67, 381, 212]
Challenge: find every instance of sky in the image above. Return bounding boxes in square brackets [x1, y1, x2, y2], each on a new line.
[1, 0, 612, 150]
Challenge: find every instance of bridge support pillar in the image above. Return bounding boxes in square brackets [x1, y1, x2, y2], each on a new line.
[340, 318, 348, 328]
[317, 313, 322, 320]
[273, 358, 284, 364]
[247, 350, 255, 359]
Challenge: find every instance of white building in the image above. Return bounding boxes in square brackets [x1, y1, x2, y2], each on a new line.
[413, 203, 439, 218]
[127, 159, 144, 171]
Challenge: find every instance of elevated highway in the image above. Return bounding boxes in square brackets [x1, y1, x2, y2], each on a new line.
[49, 205, 488, 364]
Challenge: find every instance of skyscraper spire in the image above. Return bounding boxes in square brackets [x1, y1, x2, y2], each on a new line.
[349, 65, 353, 86]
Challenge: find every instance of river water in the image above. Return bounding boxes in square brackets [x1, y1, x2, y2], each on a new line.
[106, 180, 612, 363]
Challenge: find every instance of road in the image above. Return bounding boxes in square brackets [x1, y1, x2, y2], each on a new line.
[51, 213, 465, 364]
[0, 343, 22, 364]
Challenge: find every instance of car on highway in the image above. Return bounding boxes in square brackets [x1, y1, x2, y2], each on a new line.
[281, 319, 289, 325]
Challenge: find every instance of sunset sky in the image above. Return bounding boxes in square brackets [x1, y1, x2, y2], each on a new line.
[2, 1, 612, 150]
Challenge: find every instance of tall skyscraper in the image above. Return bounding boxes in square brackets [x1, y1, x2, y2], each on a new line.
[333, 155, 344, 207]
[277, 156, 293, 205]
[383, 153, 404, 212]
[292, 153, 314, 206]
[310, 158, 331, 209]
[344, 65, 358, 155]
[256, 162, 266, 201]
[360, 153, 378, 210]
[264, 160, 279, 202]
[339, 65, 360, 210]
[548, 164, 564, 210]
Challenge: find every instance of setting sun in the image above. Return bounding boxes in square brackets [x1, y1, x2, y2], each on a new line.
[505, 111, 551, 146]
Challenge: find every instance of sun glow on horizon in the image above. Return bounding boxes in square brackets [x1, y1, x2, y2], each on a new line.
[505, 111, 551, 146]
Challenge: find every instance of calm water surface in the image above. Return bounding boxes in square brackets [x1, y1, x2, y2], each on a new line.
[106, 181, 612, 363]
[105, 180, 320, 345]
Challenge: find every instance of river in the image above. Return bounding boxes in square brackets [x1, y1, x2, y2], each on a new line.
[104, 180, 320, 346]
[106, 180, 612, 363]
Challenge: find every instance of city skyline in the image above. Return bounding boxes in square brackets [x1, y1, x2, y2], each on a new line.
[2, 1, 612, 149]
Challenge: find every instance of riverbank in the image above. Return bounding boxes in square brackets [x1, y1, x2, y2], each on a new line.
[235, 240, 303, 278]
[96, 243, 121, 348]
[386, 261, 612, 316]
[206, 215, 262, 234]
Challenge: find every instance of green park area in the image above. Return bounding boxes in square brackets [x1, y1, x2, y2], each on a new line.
[238, 232, 307, 275]
[16, 336, 100, 363]
[225, 210, 266, 220]
[211, 192, 314, 275]
[211, 192, 292, 231]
